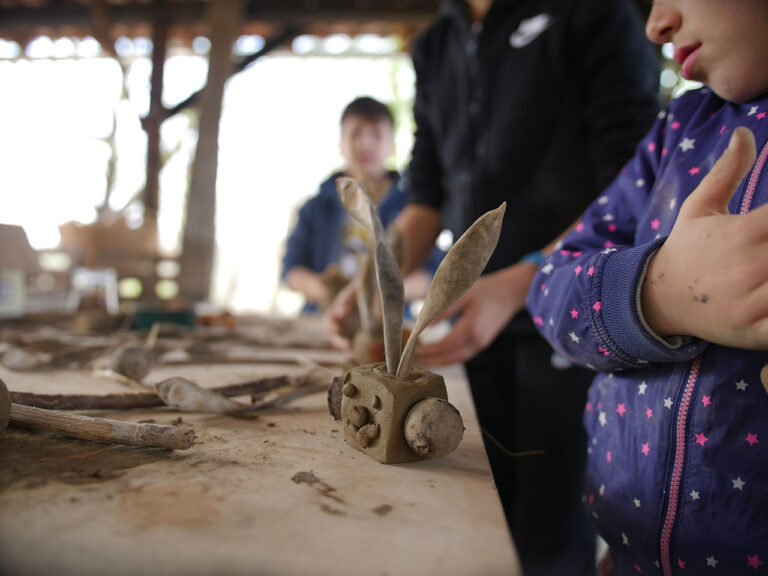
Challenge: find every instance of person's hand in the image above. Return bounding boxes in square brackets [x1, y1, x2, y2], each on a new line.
[642, 127, 768, 349]
[413, 263, 538, 366]
[322, 278, 359, 351]
[761, 364, 768, 393]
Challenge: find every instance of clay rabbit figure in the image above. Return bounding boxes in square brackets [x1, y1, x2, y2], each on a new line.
[330, 177, 505, 464]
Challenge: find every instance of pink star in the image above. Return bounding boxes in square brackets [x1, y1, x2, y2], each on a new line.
[608, 223, 617, 232]
[540, 283, 547, 292]
[757, 112, 767, 120]
[641, 442, 650, 456]
[702, 395, 712, 406]
[604, 240, 615, 248]
[585, 401, 593, 412]
[695, 432, 709, 446]
[574, 265, 582, 275]
[671, 121, 681, 130]
[635, 564, 643, 573]
[593, 301, 602, 313]
[560, 249, 571, 256]
[689, 166, 701, 176]
[587, 266, 595, 276]
[572, 251, 582, 257]
[748, 555, 763, 569]
[588, 493, 595, 504]
[746, 433, 759, 446]
[576, 222, 585, 233]
[533, 316, 544, 326]
[606, 451, 612, 463]
[678, 559, 686, 569]
[650, 218, 660, 230]
[616, 403, 627, 416]
[648, 142, 656, 153]
[720, 124, 727, 135]
[661, 147, 668, 157]
[646, 408, 653, 419]
[570, 308, 579, 319]
[598, 346, 610, 356]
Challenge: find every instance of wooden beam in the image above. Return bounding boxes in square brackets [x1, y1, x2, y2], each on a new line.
[0, 1, 439, 31]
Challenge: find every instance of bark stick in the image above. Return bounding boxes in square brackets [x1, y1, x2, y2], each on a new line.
[9, 403, 195, 450]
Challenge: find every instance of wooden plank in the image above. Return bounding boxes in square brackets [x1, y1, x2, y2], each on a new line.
[0, 361, 520, 576]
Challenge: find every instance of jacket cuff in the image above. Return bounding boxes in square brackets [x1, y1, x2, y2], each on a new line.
[600, 239, 708, 363]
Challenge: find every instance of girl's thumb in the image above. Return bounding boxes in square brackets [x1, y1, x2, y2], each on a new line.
[682, 126, 756, 217]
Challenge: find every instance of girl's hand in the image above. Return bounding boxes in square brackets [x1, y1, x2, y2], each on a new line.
[641, 127, 768, 349]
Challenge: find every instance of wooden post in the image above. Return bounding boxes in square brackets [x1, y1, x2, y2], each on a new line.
[179, 0, 245, 303]
[143, 0, 168, 222]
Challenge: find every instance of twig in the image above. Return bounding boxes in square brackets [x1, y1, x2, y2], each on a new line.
[480, 427, 546, 459]
[10, 375, 293, 410]
[9, 403, 195, 450]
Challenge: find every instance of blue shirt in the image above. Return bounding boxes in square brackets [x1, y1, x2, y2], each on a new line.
[282, 171, 444, 312]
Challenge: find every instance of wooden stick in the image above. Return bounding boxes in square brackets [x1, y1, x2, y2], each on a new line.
[9, 403, 195, 450]
[9, 375, 293, 410]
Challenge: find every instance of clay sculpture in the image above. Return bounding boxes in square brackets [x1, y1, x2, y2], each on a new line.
[331, 176, 505, 464]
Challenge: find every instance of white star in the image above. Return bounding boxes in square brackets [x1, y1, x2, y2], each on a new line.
[735, 379, 749, 391]
[599, 411, 608, 426]
[633, 498, 642, 508]
[657, 110, 667, 119]
[599, 484, 605, 496]
[690, 490, 700, 501]
[679, 137, 696, 152]
[638, 382, 647, 395]
[569, 332, 581, 343]
[636, 178, 645, 188]
[655, 561, 661, 569]
[664, 397, 673, 409]
[749, 105, 759, 116]
[732, 476, 746, 490]
[587, 446, 593, 454]
[598, 195, 609, 205]
[541, 263, 554, 275]
[592, 511, 599, 519]
[602, 247, 618, 255]
[549, 318, 554, 326]
[622, 532, 630, 546]
[669, 198, 677, 210]
[602, 213, 615, 221]
[706, 556, 718, 567]
[544, 288, 549, 296]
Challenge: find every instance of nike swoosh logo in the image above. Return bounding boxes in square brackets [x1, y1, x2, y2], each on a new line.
[509, 14, 554, 49]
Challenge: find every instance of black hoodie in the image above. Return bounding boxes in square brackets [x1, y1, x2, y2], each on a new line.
[407, 0, 660, 274]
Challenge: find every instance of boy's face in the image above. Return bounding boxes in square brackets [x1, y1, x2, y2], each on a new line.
[645, 0, 768, 103]
[339, 115, 394, 179]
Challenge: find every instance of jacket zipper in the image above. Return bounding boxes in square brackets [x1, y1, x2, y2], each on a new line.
[740, 136, 768, 214]
[659, 356, 701, 576]
[659, 136, 768, 575]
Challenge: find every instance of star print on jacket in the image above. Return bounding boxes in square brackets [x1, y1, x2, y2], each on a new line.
[526, 86, 768, 575]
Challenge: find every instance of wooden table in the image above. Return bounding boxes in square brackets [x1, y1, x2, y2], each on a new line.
[0, 358, 520, 576]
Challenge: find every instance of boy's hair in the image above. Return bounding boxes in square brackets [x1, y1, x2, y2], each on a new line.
[340, 96, 394, 126]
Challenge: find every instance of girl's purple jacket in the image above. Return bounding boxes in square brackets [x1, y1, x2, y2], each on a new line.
[527, 87, 768, 576]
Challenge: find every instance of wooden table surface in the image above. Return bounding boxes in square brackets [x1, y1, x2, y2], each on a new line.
[0, 356, 520, 576]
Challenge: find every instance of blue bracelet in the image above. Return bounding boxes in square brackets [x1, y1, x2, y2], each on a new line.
[519, 250, 547, 266]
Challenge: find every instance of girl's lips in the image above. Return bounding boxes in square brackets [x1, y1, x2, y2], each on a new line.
[674, 44, 702, 80]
